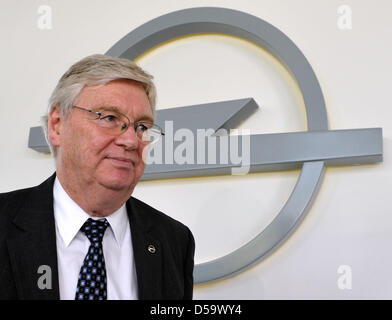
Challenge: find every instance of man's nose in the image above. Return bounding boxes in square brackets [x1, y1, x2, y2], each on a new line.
[114, 125, 139, 150]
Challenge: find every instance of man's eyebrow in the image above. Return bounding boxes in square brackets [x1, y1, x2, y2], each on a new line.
[93, 105, 119, 112]
[137, 115, 154, 123]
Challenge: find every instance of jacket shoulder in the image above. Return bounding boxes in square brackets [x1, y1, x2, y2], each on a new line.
[128, 196, 193, 241]
[0, 187, 36, 222]
[129, 196, 190, 229]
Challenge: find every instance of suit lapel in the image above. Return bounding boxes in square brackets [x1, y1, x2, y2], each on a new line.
[6, 174, 164, 300]
[6, 174, 60, 300]
[126, 198, 163, 300]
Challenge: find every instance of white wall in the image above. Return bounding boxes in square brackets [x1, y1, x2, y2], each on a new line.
[1, 0, 391, 299]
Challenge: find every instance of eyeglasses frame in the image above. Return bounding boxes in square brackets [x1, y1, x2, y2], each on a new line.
[72, 105, 164, 142]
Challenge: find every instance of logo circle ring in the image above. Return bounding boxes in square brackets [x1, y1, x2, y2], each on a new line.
[106, 7, 328, 283]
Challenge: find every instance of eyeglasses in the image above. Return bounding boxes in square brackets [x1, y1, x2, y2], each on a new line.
[72, 106, 164, 144]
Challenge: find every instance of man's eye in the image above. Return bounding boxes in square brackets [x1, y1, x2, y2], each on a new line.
[101, 115, 117, 122]
[136, 123, 149, 132]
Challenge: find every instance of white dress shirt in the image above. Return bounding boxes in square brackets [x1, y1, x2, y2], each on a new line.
[53, 177, 138, 300]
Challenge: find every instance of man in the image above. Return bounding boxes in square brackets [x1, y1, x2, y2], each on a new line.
[0, 54, 195, 300]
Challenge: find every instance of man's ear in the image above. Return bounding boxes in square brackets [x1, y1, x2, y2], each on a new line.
[48, 106, 62, 148]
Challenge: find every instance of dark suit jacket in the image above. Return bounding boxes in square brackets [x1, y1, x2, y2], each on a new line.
[0, 174, 195, 300]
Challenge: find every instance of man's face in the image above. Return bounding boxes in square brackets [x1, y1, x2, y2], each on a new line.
[52, 79, 153, 194]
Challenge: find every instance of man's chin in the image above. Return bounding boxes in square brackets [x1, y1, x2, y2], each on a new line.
[99, 177, 135, 192]
[102, 183, 129, 191]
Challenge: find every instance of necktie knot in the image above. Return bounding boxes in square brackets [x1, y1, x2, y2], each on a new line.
[81, 218, 109, 244]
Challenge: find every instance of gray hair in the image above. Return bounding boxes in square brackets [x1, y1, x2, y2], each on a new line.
[42, 54, 157, 156]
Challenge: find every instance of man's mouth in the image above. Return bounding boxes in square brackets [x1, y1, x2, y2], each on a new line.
[106, 156, 135, 169]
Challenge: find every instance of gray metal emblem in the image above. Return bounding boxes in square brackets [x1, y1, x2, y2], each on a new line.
[28, 7, 383, 284]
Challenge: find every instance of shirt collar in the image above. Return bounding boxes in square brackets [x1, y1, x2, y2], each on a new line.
[53, 177, 128, 247]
